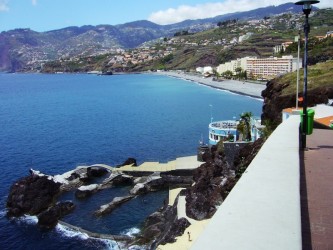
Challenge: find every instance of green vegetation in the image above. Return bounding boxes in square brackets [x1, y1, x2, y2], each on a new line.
[259, 120, 275, 140]
[237, 112, 253, 141]
[235, 158, 247, 178]
[216, 140, 225, 155]
[284, 36, 333, 65]
[217, 19, 238, 27]
[275, 60, 333, 96]
[41, 9, 333, 74]
[174, 30, 192, 37]
[310, 9, 333, 35]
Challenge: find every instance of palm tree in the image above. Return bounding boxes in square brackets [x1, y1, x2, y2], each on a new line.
[238, 112, 253, 141]
[235, 67, 242, 80]
[223, 70, 233, 79]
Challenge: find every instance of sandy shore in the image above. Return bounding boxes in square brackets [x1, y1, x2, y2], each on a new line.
[157, 188, 210, 250]
[156, 71, 266, 99]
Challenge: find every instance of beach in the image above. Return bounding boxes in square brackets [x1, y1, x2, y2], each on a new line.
[156, 71, 266, 99]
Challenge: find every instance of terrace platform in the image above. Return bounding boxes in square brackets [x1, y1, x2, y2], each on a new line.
[116, 156, 201, 172]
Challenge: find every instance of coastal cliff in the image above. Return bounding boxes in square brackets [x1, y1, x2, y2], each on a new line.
[184, 138, 265, 221]
[262, 60, 333, 127]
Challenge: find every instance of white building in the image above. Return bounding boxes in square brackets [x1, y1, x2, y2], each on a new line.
[208, 116, 262, 146]
[246, 55, 301, 79]
[196, 66, 213, 75]
[239, 32, 253, 43]
[196, 67, 204, 74]
[217, 55, 301, 79]
[216, 57, 251, 75]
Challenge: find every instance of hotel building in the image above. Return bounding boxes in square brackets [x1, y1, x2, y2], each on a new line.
[246, 55, 300, 79]
[217, 55, 301, 80]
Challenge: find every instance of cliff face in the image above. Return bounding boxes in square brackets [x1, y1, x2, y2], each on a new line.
[185, 138, 265, 221]
[261, 78, 333, 127]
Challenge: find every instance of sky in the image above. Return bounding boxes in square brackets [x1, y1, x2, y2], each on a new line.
[0, 0, 332, 32]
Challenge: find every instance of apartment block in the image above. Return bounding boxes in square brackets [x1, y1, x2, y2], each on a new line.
[217, 55, 301, 80]
[246, 55, 300, 79]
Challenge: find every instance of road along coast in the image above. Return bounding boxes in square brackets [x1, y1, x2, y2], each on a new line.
[156, 71, 266, 99]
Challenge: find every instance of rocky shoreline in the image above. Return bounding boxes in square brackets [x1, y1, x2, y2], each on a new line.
[6, 138, 265, 249]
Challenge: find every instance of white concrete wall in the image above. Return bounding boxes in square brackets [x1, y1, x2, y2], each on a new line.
[192, 115, 302, 250]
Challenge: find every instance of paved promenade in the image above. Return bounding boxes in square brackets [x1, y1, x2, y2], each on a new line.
[301, 128, 333, 249]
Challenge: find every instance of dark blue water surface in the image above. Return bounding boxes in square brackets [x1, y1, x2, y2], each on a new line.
[0, 73, 262, 249]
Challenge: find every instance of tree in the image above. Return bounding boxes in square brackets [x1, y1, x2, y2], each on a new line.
[243, 70, 247, 80]
[248, 71, 254, 80]
[222, 70, 233, 79]
[235, 67, 243, 80]
[160, 54, 174, 64]
[174, 30, 190, 37]
[212, 69, 220, 78]
[237, 112, 253, 141]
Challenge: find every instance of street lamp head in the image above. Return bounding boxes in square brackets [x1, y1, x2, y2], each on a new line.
[295, 0, 320, 14]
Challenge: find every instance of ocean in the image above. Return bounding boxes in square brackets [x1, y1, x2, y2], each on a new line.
[0, 73, 262, 249]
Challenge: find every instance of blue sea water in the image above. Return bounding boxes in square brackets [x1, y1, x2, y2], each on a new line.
[0, 73, 262, 249]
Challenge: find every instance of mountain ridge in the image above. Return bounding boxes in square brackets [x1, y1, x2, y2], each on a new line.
[0, 3, 311, 72]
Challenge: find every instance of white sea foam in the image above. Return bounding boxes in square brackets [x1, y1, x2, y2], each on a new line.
[249, 96, 264, 102]
[56, 224, 123, 250]
[128, 245, 147, 250]
[56, 223, 89, 240]
[122, 227, 140, 237]
[16, 215, 38, 225]
[30, 168, 70, 184]
[0, 209, 6, 219]
[30, 168, 46, 177]
[102, 239, 124, 250]
[216, 88, 240, 96]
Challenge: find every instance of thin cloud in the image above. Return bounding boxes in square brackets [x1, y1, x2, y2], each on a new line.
[0, 0, 9, 11]
[148, 0, 333, 25]
[32, 0, 37, 6]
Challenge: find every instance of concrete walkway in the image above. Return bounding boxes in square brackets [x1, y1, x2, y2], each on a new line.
[301, 128, 333, 249]
[117, 156, 201, 172]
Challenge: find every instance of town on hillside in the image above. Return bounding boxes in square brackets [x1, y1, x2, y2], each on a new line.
[3, 8, 331, 79]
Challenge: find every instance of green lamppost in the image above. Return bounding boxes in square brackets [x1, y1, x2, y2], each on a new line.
[295, 0, 319, 149]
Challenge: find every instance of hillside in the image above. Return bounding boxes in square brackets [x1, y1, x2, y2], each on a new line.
[262, 60, 333, 127]
[0, 3, 307, 72]
[40, 8, 333, 74]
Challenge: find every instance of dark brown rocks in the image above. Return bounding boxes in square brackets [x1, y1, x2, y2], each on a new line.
[160, 218, 191, 244]
[137, 195, 191, 248]
[261, 78, 333, 127]
[6, 175, 61, 217]
[185, 138, 264, 221]
[86, 167, 108, 178]
[117, 158, 137, 167]
[111, 174, 133, 186]
[94, 195, 135, 216]
[234, 138, 265, 178]
[130, 175, 193, 195]
[38, 201, 75, 228]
